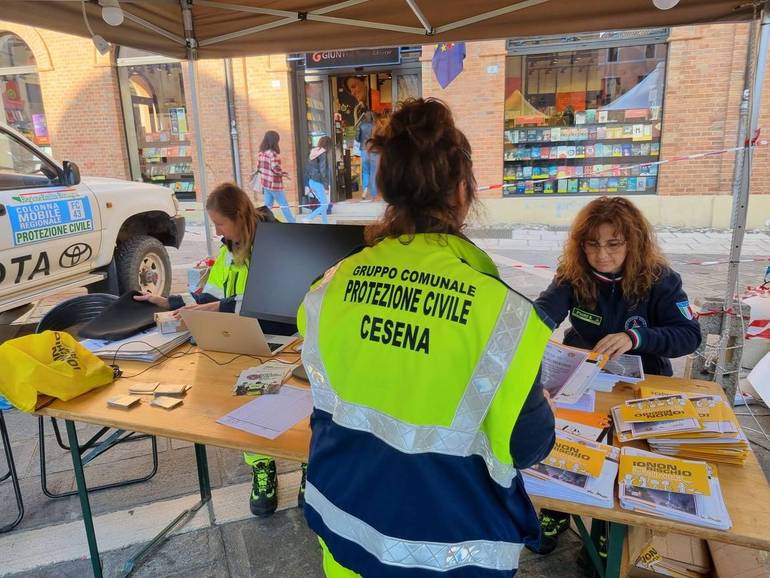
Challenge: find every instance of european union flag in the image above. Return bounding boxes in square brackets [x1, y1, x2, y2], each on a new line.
[432, 42, 466, 89]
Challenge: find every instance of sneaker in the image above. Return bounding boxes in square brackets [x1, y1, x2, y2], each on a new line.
[298, 463, 307, 508]
[525, 512, 570, 555]
[250, 458, 278, 517]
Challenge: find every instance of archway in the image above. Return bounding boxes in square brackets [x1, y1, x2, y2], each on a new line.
[0, 31, 51, 155]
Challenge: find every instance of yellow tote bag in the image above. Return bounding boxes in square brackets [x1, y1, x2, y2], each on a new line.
[0, 331, 114, 412]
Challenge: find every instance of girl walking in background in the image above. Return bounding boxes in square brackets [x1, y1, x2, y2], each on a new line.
[305, 136, 331, 223]
[256, 130, 295, 223]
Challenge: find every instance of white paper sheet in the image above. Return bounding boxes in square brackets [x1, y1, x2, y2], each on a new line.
[747, 351, 770, 407]
[217, 385, 313, 439]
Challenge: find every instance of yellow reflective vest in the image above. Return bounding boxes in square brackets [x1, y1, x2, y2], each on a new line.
[298, 234, 553, 576]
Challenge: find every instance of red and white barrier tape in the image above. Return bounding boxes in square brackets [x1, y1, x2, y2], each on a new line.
[492, 257, 769, 271]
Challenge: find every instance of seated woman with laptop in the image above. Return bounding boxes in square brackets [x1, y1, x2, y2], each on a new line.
[135, 182, 300, 519]
[136, 182, 269, 315]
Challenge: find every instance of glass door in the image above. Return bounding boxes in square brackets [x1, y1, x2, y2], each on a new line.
[298, 76, 334, 209]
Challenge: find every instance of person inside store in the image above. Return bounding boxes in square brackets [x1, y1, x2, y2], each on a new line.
[345, 75, 369, 125]
[530, 195, 702, 558]
[304, 136, 331, 224]
[255, 130, 295, 223]
[355, 111, 379, 201]
[296, 97, 557, 577]
[135, 182, 304, 517]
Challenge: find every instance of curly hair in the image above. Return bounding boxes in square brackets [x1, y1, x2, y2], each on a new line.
[364, 98, 476, 243]
[556, 196, 667, 308]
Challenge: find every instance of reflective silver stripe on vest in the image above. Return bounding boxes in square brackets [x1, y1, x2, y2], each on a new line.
[451, 293, 530, 432]
[306, 482, 522, 572]
[301, 277, 531, 487]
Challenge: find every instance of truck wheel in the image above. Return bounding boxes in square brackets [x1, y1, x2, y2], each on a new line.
[115, 235, 172, 295]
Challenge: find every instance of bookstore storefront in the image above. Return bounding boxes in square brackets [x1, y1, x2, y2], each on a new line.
[117, 48, 196, 200]
[503, 30, 669, 197]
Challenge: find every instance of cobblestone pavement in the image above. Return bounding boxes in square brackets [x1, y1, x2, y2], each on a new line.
[1, 214, 768, 577]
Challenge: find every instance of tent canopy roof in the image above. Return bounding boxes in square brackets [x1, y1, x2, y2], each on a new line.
[0, 0, 756, 60]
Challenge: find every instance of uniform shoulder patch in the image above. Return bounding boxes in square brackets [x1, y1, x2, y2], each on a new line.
[676, 300, 694, 320]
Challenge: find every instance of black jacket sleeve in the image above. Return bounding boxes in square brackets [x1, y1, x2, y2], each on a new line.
[319, 154, 330, 187]
[534, 278, 572, 328]
[167, 292, 220, 310]
[625, 269, 702, 358]
[509, 372, 555, 469]
[218, 296, 237, 313]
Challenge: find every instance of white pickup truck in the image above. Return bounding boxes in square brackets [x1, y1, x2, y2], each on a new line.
[0, 123, 185, 315]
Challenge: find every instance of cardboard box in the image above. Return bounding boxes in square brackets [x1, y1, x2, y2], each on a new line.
[628, 527, 711, 578]
[708, 541, 769, 578]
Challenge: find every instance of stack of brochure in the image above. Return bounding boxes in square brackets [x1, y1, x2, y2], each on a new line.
[612, 393, 704, 443]
[540, 341, 607, 405]
[618, 447, 732, 530]
[590, 353, 645, 392]
[639, 386, 750, 465]
[523, 429, 619, 509]
[81, 327, 191, 362]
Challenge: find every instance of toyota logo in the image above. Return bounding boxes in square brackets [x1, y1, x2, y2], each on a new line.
[60, 243, 92, 268]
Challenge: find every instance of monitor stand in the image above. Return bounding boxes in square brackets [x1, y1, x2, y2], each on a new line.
[292, 365, 309, 382]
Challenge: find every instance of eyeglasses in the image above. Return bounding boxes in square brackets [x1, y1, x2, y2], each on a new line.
[582, 239, 626, 253]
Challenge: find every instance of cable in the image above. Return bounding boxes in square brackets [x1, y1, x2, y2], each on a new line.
[106, 338, 301, 379]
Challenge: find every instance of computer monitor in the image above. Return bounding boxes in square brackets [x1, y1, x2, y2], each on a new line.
[240, 222, 366, 325]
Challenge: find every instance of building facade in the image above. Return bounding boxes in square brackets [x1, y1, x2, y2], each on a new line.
[1, 21, 768, 228]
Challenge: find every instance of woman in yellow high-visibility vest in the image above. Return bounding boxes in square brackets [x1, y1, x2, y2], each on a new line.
[297, 98, 558, 577]
[136, 182, 301, 517]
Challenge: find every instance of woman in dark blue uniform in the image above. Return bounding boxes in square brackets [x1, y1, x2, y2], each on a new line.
[531, 196, 701, 556]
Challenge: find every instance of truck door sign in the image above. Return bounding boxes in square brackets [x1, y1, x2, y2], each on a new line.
[7, 196, 94, 246]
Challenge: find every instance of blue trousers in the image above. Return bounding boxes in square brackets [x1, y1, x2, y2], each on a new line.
[307, 179, 329, 224]
[264, 188, 296, 223]
[360, 150, 378, 198]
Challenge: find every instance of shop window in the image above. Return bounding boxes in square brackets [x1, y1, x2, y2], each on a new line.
[646, 45, 656, 59]
[0, 32, 51, 155]
[504, 41, 667, 196]
[116, 47, 194, 199]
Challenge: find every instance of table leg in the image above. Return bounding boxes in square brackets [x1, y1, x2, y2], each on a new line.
[120, 444, 212, 577]
[572, 515, 605, 578]
[66, 420, 102, 578]
[194, 443, 211, 501]
[604, 522, 627, 578]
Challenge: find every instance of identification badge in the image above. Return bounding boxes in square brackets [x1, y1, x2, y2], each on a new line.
[572, 307, 602, 326]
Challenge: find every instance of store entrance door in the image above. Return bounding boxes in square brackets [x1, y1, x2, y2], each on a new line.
[329, 72, 397, 203]
[296, 67, 421, 209]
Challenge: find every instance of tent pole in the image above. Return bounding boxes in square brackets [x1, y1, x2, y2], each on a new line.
[179, 0, 215, 257]
[728, 17, 757, 231]
[717, 1, 769, 394]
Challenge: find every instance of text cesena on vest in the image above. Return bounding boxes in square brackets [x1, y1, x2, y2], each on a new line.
[343, 265, 479, 355]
